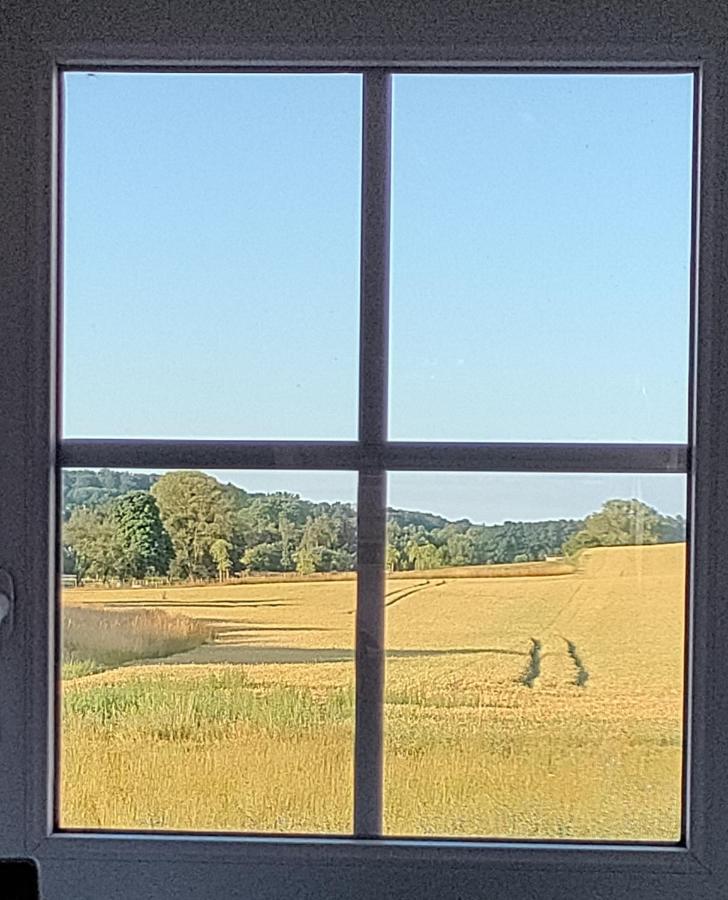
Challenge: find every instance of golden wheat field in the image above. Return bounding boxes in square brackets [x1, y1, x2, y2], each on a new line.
[60, 543, 685, 841]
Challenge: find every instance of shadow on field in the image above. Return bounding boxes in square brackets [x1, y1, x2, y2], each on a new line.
[217, 625, 332, 633]
[138, 645, 526, 666]
[213, 625, 335, 640]
[83, 599, 295, 609]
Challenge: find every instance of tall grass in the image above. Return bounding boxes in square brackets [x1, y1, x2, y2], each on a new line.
[60, 662, 681, 839]
[63, 605, 213, 673]
[64, 668, 354, 735]
[61, 667, 355, 833]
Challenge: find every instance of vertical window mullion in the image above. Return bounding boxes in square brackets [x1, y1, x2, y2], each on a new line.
[354, 68, 392, 837]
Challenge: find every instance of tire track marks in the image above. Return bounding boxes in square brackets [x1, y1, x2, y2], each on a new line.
[520, 638, 542, 687]
[347, 579, 445, 615]
[386, 579, 445, 609]
[519, 636, 589, 688]
[563, 638, 589, 687]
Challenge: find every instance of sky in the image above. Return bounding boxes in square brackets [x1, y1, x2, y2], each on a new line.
[62, 72, 693, 522]
[205, 470, 686, 525]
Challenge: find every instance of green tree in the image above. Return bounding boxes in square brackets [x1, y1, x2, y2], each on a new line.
[407, 541, 443, 571]
[326, 547, 356, 571]
[64, 506, 123, 584]
[294, 545, 354, 574]
[563, 499, 665, 557]
[63, 469, 159, 518]
[658, 513, 687, 543]
[445, 531, 475, 567]
[242, 542, 283, 573]
[62, 544, 78, 577]
[278, 513, 297, 571]
[111, 491, 174, 579]
[295, 547, 317, 576]
[151, 471, 234, 579]
[210, 538, 233, 582]
[386, 544, 402, 572]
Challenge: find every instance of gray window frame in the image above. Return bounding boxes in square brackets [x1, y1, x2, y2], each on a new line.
[2, 4, 727, 898]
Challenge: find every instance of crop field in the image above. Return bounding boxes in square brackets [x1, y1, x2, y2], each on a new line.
[60, 543, 685, 840]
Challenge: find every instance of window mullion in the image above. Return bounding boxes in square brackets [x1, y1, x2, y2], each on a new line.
[57, 439, 687, 474]
[354, 68, 391, 837]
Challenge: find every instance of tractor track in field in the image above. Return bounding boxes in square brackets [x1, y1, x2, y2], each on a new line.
[519, 636, 589, 688]
[346, 579, 446, 615]
[562, 637, 590, 687]
[386, 579, 446, 609]
[521, 638, 542, 687]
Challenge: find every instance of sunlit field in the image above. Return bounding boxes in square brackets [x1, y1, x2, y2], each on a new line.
[60, 543, 685, 840]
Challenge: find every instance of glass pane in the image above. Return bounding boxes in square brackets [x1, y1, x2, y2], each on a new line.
[59, 469, 356, 833]
[62, 73, 361, 439]
[389, 74, 693, 441]
[385, 472, 686, 840]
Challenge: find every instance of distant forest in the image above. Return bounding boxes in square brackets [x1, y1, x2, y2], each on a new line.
[62, 469, 686, 584]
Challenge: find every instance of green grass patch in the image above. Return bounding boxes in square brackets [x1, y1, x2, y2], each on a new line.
[62, 658, 105, 680]
[63, 670, 354, 739]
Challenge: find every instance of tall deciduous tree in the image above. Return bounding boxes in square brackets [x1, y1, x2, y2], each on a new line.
[64, 506, 123, 584]
[151, 471, 234, 580]
[210, 539, 232, 582]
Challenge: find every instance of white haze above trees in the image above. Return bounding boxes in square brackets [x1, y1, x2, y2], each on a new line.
[62, 470, 686, 583]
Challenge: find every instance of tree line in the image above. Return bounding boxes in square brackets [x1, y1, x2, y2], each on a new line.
[62, 470, 686, 584]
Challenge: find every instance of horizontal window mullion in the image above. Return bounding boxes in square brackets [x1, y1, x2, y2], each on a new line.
[57, 439, 364, 471]
[382, 442, 687, 473]
[58, 440, 687, 473]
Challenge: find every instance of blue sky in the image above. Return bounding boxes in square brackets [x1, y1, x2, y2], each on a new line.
[63, 72, 693, 522]
[207, 470, 686, 525]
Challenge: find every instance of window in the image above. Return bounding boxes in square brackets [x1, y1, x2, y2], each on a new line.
[57, 69, 692, 844]
[2, 5, 727, 899]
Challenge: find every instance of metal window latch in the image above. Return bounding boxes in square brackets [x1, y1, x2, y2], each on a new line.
[0, 569, 14, 634]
